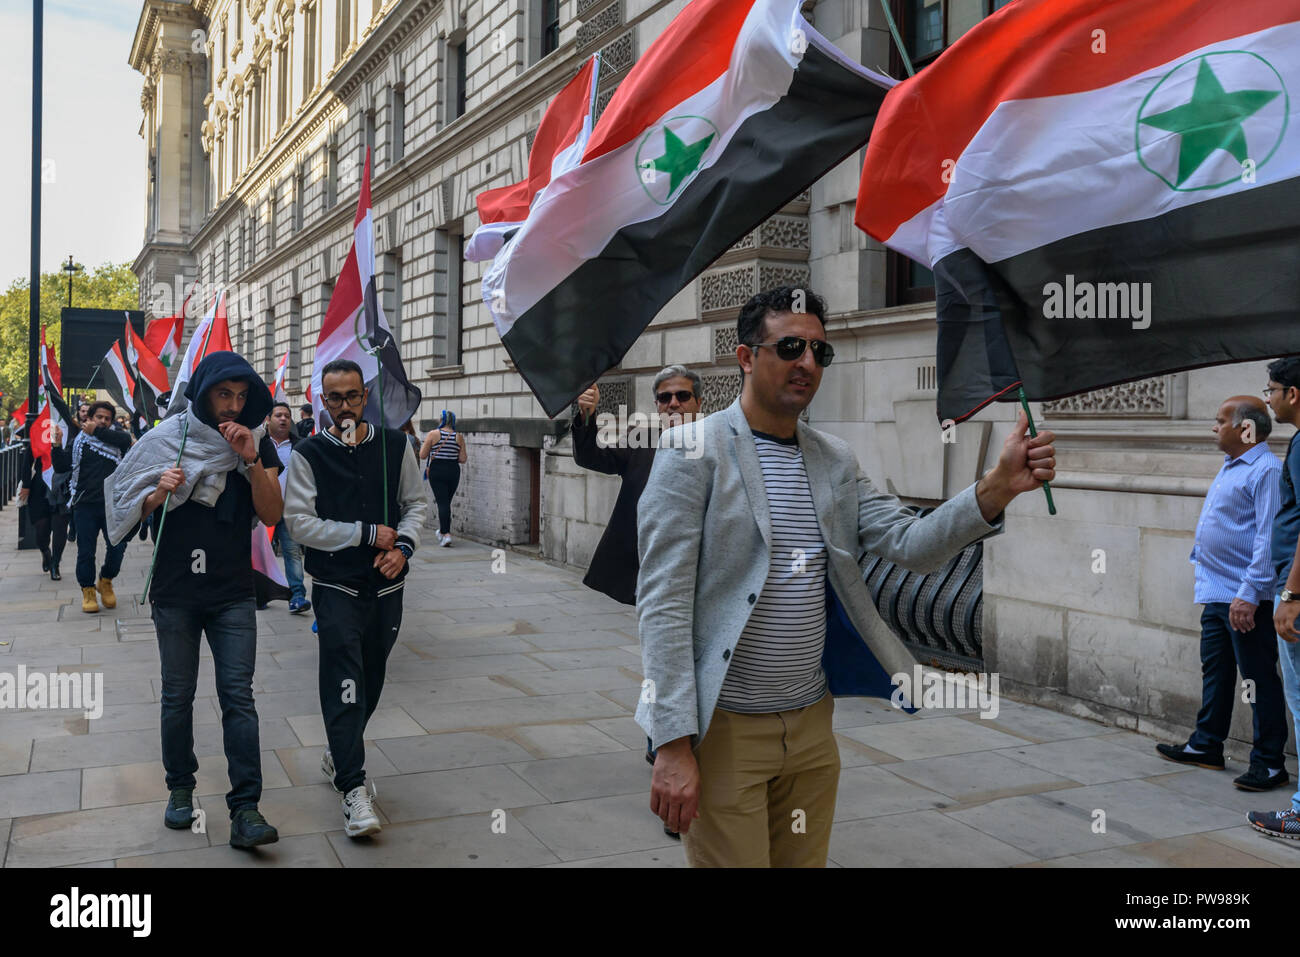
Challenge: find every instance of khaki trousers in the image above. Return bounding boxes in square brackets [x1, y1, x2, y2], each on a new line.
[682, 693, 839, 867]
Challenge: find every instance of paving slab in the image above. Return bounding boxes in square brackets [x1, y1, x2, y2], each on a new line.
[326, 812, 560, 867]
[1027, 833, 1284, 868]
[370, 764, 549, 821]
[833, 765, 952, 821]
[6, 801, 210, 867]
[286, 707, 426, 748]
[508, 750, 650, 803]
[886, 750, 1077, 804]
[946, 793, 1145, 859]
[371, 731, 532, 774]
[838, 715, 1028, 761]
[513, 793, 682, 862]
[509, 722, 628, 759]
[116, 832, 342, 868]
[998, 734, 1200, 785]
[0, 769, 81, 818]
[829, 809, 1035, 867]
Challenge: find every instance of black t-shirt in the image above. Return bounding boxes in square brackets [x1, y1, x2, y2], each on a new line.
[150, 435, 279, 608]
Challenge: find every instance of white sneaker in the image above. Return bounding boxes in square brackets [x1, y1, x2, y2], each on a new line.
[321, 750, 340, 792]
[342, 785, 381, 838]
[440, 533, 452, 547]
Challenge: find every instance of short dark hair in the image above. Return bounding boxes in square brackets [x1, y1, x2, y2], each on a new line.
[300, 403, 313, 415]
[321, 359, 365, 387]
[88, 401, 115, 420]
[271, 401, 291, 415]
[1267, 357, 1300, 393]
[737, 285, 827, 346]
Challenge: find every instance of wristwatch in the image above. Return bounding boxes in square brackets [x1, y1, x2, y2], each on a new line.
[1282, 589, 1298, 603]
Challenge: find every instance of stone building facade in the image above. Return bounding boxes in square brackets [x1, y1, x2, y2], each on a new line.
[130, 0, 1293, 754]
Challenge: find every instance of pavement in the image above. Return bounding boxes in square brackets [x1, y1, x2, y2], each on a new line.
[0, 504, 1297, 868]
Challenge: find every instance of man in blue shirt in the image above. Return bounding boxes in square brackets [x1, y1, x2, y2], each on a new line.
[1157, 395, 1288, 793]
[1249, 358, 1300, 840]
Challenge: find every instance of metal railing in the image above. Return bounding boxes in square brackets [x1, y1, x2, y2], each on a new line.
[863, 506, 984, 670]
[0, 443, 24, 509]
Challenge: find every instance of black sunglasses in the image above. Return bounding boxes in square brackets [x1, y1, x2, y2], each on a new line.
[655, 390, 696, 405]
[750, 336, 834, 366]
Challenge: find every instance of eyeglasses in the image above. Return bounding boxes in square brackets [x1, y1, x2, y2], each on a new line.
[655, 390, 696, 405]
[323, 390, 366, 408]
[750, 336, 834, 366]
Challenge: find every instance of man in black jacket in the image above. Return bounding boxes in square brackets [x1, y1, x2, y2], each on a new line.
[571, 365, 704, 605]
[283, 359, 426, 838]
[117, 351, 284, 849]
[71, 401, 132, 613]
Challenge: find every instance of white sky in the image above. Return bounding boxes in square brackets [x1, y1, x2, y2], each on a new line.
[0, 0, 145, 289]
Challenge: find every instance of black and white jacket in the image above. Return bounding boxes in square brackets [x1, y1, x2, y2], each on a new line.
[282, 424, 427, 596]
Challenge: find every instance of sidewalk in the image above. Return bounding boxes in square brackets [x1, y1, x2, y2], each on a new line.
[0, 504, 1295, 868]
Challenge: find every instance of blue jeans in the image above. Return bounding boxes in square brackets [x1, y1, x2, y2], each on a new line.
[152, 600, 262, 814]
[1277, 629, 1300, 811]
[74, 501, 127, 589]
[273, 521, 306, 601]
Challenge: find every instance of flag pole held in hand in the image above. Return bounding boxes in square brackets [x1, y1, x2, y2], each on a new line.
[1018, 386, 1056, 516]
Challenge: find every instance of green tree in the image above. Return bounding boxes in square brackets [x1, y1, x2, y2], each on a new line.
[0, 262, 138, 416]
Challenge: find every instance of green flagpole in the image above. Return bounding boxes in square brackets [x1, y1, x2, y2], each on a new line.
[876, 1, 1056, 516]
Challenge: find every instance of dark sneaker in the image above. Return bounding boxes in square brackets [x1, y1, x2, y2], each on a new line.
[1155, 742, 1225, 770]
[1247, 807, 1300, 840]
[1234, 764, 1291, 792]
[164, 788, 195, 830]
[289, 597, 312, 615]
[230, 807, 279, 848]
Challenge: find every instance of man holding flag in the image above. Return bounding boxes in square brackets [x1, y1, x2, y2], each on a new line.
[69, 402, 132, 613]
[106, 350, 283, 849]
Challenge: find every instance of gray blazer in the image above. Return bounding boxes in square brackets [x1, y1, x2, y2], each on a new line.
[634, 398, 1004, 749]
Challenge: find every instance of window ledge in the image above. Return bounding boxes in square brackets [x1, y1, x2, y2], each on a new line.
[427, 363, 464, 379]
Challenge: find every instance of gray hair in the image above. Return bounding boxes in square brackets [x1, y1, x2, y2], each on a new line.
[652, 364, 701, 397]
[1231, 402, 1273, 442]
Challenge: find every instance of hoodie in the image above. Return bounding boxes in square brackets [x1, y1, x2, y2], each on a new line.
[113, 352, 279, 607]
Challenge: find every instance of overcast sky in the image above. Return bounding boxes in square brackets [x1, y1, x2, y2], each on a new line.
[0, 0, 146, 290]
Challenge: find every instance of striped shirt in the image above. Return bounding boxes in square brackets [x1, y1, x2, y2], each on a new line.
[716, 431, 828, 713]
[430, 428, 459, 461]
[1190, 441, 1282, 605]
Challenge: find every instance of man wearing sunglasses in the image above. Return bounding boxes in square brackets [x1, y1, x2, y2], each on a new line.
[635, 285, 1056, 867]
[282, 359, 427, 838]
[572, 365, 704, 607]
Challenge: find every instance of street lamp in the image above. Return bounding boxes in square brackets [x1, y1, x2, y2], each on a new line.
[62, 255, 82, 308]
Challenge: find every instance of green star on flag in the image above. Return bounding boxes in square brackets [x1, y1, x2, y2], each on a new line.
[644, 127, 714, 196]
[1140, 59, 1280, 187]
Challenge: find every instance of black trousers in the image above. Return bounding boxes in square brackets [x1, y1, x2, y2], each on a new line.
[314, 583, 404, 793]
[35, 512, 69, 566]
[427, 460, 460, 535]
[1188, 601, 1288, 768]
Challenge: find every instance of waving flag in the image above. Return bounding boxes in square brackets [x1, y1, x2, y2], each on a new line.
[479, 0, 895, 417]
[856, 0, 1300, 423]
[312, 148, 422, 429]
[11, 398, 27, 429]
[166, 290, 233, 416]
[144, 309, 185, 369]
[124, 318, 171, 422]
[271, 349, 289, 401]
[466, 55, 600, 263]
[252, 522, 292, 606]
[37, 329, 72, 483]
[99, 340, 138, 419]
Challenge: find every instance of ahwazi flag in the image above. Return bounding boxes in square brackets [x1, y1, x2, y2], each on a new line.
[125, 317, 171, 422]
[856, 0, 1300, 423]
[312, 148, 421, 430]
[100, 340, 138, 419]
[481, 0, 896, 417]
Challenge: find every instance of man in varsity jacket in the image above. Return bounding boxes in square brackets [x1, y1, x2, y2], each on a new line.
[283, 358, 427, 838]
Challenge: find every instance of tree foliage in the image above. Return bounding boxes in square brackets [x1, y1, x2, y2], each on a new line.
[0, 263, 138, 415]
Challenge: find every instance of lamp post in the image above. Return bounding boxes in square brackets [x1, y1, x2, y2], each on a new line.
[62, 255, 82, 308]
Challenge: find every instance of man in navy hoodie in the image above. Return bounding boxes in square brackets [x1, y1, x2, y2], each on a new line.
[111, 352, 283, 849]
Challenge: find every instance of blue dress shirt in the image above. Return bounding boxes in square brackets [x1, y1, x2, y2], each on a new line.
[1190, 442, 1282, 605]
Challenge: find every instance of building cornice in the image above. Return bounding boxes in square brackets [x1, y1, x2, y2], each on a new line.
[130, 0, 203, 74]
